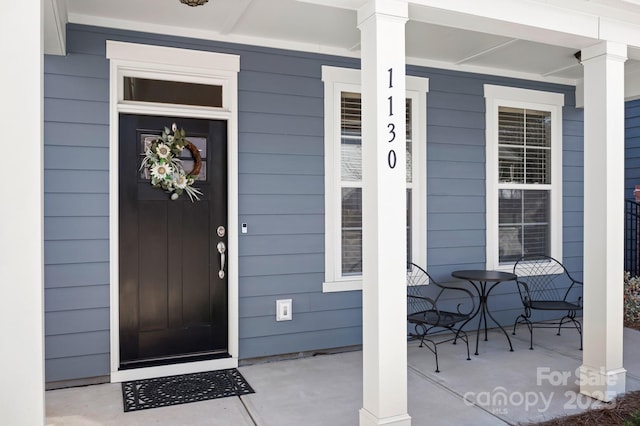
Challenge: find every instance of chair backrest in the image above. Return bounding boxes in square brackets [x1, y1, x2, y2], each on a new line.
[513, 256, 576, 302]
[407, 262, 437, 316]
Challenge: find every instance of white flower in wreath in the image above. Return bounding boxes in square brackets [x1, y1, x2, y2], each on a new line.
[155, 143, 171, 159]
[151, 163, 173, 180]
[174, 174, 188, 189]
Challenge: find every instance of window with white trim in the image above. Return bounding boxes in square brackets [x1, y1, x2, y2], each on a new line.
[485, 85, 564, 273]
[322, 66, 428, 292]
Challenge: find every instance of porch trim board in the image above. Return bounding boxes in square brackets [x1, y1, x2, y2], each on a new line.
[106, 40, 240, 382]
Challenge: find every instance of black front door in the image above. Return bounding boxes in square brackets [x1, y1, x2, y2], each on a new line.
[119, 114, 228, 369]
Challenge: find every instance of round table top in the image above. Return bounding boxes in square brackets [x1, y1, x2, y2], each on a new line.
[451, 269, 517, 282]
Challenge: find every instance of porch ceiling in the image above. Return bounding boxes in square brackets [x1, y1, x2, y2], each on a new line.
[48, 0, 640, 86]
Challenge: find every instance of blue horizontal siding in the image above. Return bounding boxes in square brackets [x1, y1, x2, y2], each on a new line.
[44, 146, 109, 171]
[44, 74, 108, 102]
[240, 309, 362, 339]
[45, 354, 110, 383]
[240, 327, 362, 359]
[239, 273, 325, 298]
[239, 174, 324, 195]
[240, 111, 323, 136]
[240, 292, 361, 319]
[46, 331, 110, 359]
[239, 153, 323, 175]
[44, 217, 109, 240]
[45, 99, 109, 125]
[45, 122, 109, 148]
[239, 91, 322, 116]
[240, 254, 324, 277]
[43, 23, 584, 384]
[238, 214, 324, 235]
[45, 193, 109, 217]
[44, 240, 109, 265]
[45, 285, 110, 312]
[45, 263, 110, 288]
[427, 195, 485, 214]
[239, 194, 323, 214]
[239, 133, 323, 156]
[44, 170, 109, 194]
[238, 235, 324, 256]
[45, 308, 110, 336]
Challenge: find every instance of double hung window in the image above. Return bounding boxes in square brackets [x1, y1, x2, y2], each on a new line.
[322, 66, 428, 292]
[485, 85, 564, 272]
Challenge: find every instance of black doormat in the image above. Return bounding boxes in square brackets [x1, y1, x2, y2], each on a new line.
[122, 368, 255, 412]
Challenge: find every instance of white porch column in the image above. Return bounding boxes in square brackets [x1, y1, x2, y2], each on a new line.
[580, 41, 627, 402]
[0, 1, 45, 425]
[358, 1, 411, 425]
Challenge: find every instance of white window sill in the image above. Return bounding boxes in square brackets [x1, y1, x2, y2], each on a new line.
[323, 279, 362, 292]
[490, 261, 563, 276]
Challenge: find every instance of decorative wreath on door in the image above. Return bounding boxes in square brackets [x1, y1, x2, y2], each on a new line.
[140, 123, 203, 201]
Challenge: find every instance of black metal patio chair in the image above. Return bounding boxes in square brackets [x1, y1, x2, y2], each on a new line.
[407, 262, 475, 372]
[512, 256, 583, 350]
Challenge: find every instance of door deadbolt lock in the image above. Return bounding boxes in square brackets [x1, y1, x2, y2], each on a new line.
[217, 226, 226, 237]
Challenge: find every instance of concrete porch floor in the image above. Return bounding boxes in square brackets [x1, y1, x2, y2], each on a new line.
[46, 326, 640, 425]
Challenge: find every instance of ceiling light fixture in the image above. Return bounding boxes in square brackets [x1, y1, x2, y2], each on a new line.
[180, 0, 208, 6]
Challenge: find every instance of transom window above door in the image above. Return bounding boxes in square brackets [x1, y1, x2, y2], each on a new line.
[322, 66, 428, 292]
[124, 77, 223, 108]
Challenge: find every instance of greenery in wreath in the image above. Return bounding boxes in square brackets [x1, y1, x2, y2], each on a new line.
[140, 123, 203, 202]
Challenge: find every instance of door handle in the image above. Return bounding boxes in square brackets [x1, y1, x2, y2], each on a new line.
[217, 241, 226, 279]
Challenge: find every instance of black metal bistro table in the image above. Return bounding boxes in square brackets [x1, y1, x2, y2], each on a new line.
[451, 270, 517, 355]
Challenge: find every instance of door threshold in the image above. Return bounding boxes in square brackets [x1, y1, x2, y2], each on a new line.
[111, 357, 238, 383]
[119, 351, 231, 370]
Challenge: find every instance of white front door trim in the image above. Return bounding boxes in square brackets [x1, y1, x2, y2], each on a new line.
[106, 40, 240, 382]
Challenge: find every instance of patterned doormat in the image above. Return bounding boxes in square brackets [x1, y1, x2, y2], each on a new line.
[122, 368, 255, 412]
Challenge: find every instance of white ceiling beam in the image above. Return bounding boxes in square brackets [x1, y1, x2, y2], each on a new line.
[300, 0, 640, 50]
[408, 1, 600, 49]
[296, 0, 367, 10]
[454, 38, 518, 65]
[44, 0, 67, 56]
[219, 0, 254, 35]
[542, 62, 582, 78]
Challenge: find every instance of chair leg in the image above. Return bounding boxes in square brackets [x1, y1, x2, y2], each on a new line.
[557, 316, 568, 336]
[513, 314, 525, 335]
[450, 327, 471, 361]
[419, 338, 440, 373]
[433, 344, 440, 373]
[557, 312, 583, 350]
[513, 315, 534, 350]
[575, 319, 583, 351]
[459, 330, 471, 361]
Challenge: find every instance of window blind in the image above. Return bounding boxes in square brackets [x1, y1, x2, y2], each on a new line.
[497, 106, 552, 263]
[498, 107, 551, 184]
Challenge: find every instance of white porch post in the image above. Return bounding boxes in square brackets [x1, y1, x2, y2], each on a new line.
[358, 1, 411, 425]
[580, 40, 627, 402]
[0, 0, 45, 424]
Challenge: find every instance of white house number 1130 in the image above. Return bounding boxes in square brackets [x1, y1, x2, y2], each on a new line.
[387, 67, 397, 169]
